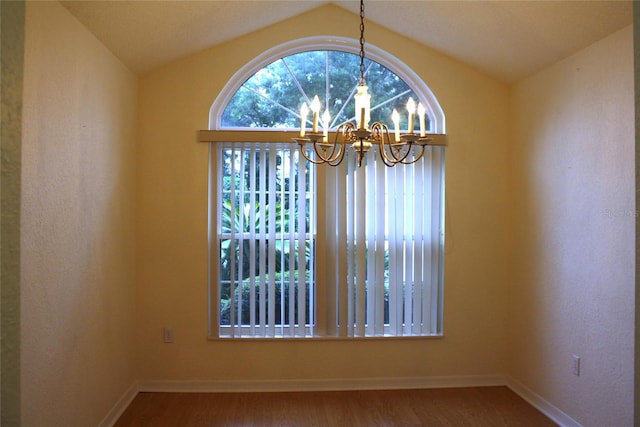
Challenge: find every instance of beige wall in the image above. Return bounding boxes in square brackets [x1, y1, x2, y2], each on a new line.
[509, 26, 634, 426]
[1, 1, 26, 425]
[16, 1, 634, 424]
[136, 4, 510, 383]
[21, 2, 138, 425]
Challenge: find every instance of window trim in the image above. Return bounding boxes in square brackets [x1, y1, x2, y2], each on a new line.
[205, 39, 447, 339]
[211, 142, 446, 339]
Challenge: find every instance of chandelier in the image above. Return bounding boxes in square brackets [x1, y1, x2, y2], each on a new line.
[293, 0, 432, 167]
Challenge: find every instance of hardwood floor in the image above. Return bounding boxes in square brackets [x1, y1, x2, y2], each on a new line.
[114, 386, 557, 426]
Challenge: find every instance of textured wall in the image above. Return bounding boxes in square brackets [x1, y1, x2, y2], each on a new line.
[1, 1, 25, 425]
[13, 2, 636, 424]
[21, 2, 138, 425]
[136, 4, 510, 383]
[509, 26, 634, 426]
[635, 4, 640, 426]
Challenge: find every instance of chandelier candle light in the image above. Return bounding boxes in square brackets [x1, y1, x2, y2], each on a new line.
[293, 0, 432, 167]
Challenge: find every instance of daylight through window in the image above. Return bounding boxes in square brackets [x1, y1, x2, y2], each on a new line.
[209, 47, 445, 338]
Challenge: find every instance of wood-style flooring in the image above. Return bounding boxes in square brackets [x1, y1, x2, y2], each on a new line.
[114, 386, 557, 426]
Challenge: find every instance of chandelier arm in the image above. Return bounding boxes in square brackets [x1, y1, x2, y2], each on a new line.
[378, 146, 399, 167]
[295, 135, 344, 165]
[371, 122, 412, 166]
[326, 145, 347, 166]
[328, 129, 347, 165]
[378, 141, 405, 167]
[398, 144, 426, 165]
[311, 130, 346, 164]
[340, 120, 357, 132]
[395, 136, 431, 164]
[392, 142, 413, 163]
[298, 145, 330, 165]
[313, 142, 340, 163]
[371, 123, 399, 167]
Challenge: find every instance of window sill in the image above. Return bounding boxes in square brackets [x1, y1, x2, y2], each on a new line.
[207, 334, 444, 342]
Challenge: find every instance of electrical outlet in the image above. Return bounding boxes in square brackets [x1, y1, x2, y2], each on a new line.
[163, 327, 174, 343]
[572, 354, 580, 376]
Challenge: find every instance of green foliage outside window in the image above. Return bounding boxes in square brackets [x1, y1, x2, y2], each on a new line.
[222, 50, 429, 131]
[219, 148, 314, 327]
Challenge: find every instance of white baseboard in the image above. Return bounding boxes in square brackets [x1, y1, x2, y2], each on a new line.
[506, 377, 582, 427]
[103, 375, 581, 427]
[137, 374, 506, 393]
[99, 382, 139, 427]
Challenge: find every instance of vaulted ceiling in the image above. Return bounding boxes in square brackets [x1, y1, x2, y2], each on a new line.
[60, 0, 632, 83]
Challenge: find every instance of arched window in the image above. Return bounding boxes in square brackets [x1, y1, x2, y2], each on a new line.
[204, 37, 446, 339]
[209, 37, 445, 133]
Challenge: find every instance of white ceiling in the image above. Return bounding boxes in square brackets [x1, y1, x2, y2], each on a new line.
[60, 0, 632, 83]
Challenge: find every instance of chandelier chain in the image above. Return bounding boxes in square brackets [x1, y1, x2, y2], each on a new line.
[359, 0, 366, 84]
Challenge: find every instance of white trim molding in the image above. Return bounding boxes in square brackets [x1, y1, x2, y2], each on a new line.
[101, 375, 582, 427]
[138, 375, 504, 394]
[197, 129, 447, 146]
[98, 382, 139, 427]
[507, 377, 583, 427]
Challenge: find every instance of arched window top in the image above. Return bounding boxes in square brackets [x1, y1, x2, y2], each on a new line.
[210, 36, 445, 134]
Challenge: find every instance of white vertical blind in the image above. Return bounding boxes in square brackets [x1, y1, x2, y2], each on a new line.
[218, 142, 315, 337]
[321, 145, 445, 337]
[216, 141, 444, 338]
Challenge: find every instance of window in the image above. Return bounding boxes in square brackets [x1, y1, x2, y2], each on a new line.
[218, 143, 315, 337]
[208, 41, 445, 338]
[220, 50, 424, 130]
